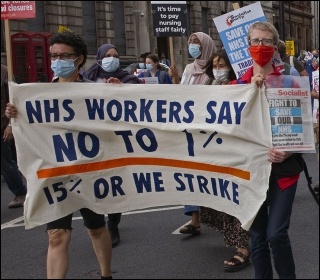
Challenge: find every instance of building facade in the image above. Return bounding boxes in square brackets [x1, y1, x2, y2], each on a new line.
[1, 1, 318, 80]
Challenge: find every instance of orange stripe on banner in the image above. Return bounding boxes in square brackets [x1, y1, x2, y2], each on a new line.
[37, 158, 250, 180]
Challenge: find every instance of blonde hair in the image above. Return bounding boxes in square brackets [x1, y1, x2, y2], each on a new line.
[247, 22, 279, 47]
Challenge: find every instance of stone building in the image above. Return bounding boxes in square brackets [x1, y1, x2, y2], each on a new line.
[1, 1, 318, 81]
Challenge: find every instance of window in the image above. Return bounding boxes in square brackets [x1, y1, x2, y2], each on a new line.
[82, 2, 97, 55]
[27, 2, 45, 31]
[187, 4, 192, 35]
[201, 8, 208, 34]
[113, 1, 126, 55]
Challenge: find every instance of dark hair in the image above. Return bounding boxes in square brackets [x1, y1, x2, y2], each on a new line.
[146, 54, 162, 70]
[202, 49, 236, 81]
[277, 40, 287, 60]
[49, 31, 88, 69]
[140, 52, 152, 59]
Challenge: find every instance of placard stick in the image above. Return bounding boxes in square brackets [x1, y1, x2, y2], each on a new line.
[169, 36, 178, 84]
[232, 3, 240, 10]
[4, 20, 13, 82]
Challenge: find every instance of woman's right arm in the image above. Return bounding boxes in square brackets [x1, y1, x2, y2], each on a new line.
[5, 103, 18, 118]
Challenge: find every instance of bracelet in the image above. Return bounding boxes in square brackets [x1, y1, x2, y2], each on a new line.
[8, 124, 12, 127]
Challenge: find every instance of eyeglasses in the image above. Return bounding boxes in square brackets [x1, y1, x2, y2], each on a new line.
[249, 39, 274, 47]
[49, 53, 76, 61]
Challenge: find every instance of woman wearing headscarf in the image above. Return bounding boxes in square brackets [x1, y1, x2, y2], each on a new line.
[170, 32, 216, 85]
[83, 43, 140, 84]
[170, 32, 216, 235]
[83, 43, 139, 249]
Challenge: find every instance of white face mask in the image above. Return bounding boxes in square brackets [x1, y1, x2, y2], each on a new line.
[212, 69, 230, 82]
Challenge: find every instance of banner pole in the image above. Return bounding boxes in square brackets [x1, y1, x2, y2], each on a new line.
[4, 19, 13, 82]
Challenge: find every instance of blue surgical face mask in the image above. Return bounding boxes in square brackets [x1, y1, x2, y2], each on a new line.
[188, 44, 201, 59]
[101, 57, 120, 72]
[139, 63, 145, 69]
[51, 59, 76, 78]
[146, 64, 154, 71]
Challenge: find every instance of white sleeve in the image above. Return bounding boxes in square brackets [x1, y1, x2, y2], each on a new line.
[180, 68, 187, 84]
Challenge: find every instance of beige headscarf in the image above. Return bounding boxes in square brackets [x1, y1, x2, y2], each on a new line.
[182, 32, 216, 85]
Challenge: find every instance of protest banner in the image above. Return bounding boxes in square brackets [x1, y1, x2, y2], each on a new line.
[312, 70, 319, 93]
[285, 40, 295, 56]
[138, 77, 159, 84]
[9, 83, 272, 230]
[272, 51, 285, 73]
[266, 75, 315, 152]
[1, 1, 36, 20]
[2, 1, 36, 81]
[312, 70, 319, 123]
[151, 1, 188, 37]
[151, 1, 188, 84]
[213, 1, 267, 79]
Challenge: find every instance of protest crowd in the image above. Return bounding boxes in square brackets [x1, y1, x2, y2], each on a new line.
[1, 2, 319, 280]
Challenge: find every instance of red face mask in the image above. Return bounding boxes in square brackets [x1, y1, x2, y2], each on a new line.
[249, 45, 275, 67]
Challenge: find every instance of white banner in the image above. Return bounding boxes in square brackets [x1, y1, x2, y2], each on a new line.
[9, 82, 272, 230]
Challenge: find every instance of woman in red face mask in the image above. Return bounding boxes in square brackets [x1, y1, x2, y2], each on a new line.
[230, 22, 279, 87]
[230, 22, 305, 279]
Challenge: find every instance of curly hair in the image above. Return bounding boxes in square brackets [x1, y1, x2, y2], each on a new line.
[49, 31, 88, 69]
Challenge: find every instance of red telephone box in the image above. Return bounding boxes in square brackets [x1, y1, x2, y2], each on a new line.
[11, 31, 50, 83]
[11, 31, 33, 83]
